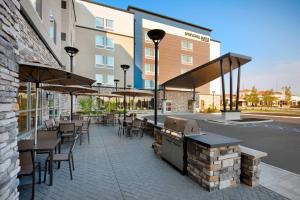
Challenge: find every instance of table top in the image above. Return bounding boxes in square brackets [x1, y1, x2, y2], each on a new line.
[18, 138, 61, 152]
[185, 132, 241, 148]
[59, 120, 83, 126]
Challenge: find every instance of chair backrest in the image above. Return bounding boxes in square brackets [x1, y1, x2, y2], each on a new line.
[60, 115, 70, 121]
[82, 119, 89, 130]
[142, 118, 148, 127]
[72, 114, 80, 120]
[50, 118, 56, 126]
[59, 123, 75, 136]
[133, 120, 142, 127]
[69, 135, 78, 158]
[44, 120, 53, 130]
[18, 145, 34, 174]
[37, 130, 58, 140]
[118, 118, 122, 125]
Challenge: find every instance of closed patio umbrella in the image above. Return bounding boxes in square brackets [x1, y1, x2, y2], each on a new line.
[19, 61, 95, 145]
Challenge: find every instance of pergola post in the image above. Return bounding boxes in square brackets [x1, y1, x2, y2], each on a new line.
[220, 59, 226, 111]
[192, 87, 196, 113]
[236, 59, 241, 110]
[229, 58, 233, 111]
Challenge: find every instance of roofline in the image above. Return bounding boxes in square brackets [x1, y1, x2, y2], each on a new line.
[79, 0, 134, 14]
[211, 39, 221, 43]
[127, 6, 212, 32]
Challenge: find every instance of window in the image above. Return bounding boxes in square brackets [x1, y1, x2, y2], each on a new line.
[61, 1, 67, 9]
[49, 14, 57, 44]
[106, 38, 114, 49]
[181, 40, 193, 50]
[181, 55, 193, 65]
[145, 32, 151, 42]
[95, 35, 105, 48]
[144, 80, 155, 89]
[95, 55, 104, 66]
[106, 19, 114, 29]
[145, 48, 155, 58]
[106, 56, 114, 68]
[61, 32, 66, 41]
[95, 17, 104, 29]
[107, 75, 114, 86]
[181, 68, 188, 74]
[144, 63, 157, 74]
[95, 74, 103, 84]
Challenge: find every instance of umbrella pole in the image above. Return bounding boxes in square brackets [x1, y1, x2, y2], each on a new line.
[70, 92, 73, 120]
[34, 82, 39, 145]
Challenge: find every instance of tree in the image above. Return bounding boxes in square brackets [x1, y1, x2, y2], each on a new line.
[78, 96, 94, 115]
[282, 86, 292, 106]
[245, 86, 259, 106]
[262, 89, 277, 107]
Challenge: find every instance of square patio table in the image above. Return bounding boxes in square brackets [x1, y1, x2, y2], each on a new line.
[18, 138, 61, 186]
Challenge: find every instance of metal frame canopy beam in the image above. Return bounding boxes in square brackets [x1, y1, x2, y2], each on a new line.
[161, 52, 251, 89]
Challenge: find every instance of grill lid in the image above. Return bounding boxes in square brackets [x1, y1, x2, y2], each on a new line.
[164, 116, 201, 136]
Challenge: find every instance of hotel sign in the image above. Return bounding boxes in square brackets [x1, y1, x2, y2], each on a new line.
[185, 32, 210, 43]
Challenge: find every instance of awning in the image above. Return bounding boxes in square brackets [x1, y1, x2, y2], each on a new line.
[19, 61, 95, 86]
[162, 52, 251, 89]
[112, 89, 154, 97]
[41, 85, 97, 94]
[75, 93, 122, 98]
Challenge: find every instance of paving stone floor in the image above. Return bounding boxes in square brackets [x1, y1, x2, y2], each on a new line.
[19, 125, 288, 200]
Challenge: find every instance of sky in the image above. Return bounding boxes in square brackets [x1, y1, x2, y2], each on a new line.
[94, 0, 300, 95]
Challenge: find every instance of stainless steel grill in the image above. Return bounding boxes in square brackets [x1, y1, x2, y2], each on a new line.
[160, 116, 202, 173]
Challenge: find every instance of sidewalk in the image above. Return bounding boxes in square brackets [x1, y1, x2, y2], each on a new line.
[261, 162, 300, 200]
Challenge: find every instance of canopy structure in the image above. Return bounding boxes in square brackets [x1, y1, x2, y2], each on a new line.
[19, 61, 95, 86]
[75, 93, 122, 98]
[162, 52, 252, 112]
[112, 89, 154, 97]
[18, 61, 95, 145]
[41, 85, 97, 94]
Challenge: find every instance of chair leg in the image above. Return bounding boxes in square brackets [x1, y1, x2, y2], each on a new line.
[80, 133, 82, 145]
[44, 160, 48, 183]
[38, 163, 41, 184]
[88, 132, 90, 144]
[32, 169, 35, 200]
[71, 155, 75, 170]
[68, 160, 73, 180]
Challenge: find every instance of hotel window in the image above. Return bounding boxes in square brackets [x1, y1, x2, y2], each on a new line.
[144, 80, 155, 89]
[95, 55, 105, 66]
[95, 74, 103, 84]
[106, 19, 114, 29]
[106, 75, 114, 86]
[145, 32, 151, 42]
[181, 40, 193, 50]
[145, 48, 155, 58]
[181, 68, 188, 74]
[61, 1, 67, 9]
[106, 38, 114, 49]
[95, 35, 105, 48]
[31, 0, 42, 19]
[95, 17, 104, 29]
[144, 63, 158, 75]
[181, 54, 193, 65]
[106, 56, 114, 68]
[49, 13, 57, 44]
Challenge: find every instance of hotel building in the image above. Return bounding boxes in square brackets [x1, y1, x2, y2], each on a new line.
[74, 0, 134, 87]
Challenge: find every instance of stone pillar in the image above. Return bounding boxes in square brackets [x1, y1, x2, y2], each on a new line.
[187, 142, 241, 191]
[161, 99, 167, 114]
[0, 1, 21, 199]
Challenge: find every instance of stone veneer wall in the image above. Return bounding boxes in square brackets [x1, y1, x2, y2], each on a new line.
[158, 90, 200, 113]
[187, 142, 241, 191]
[0, 0, 62, 199]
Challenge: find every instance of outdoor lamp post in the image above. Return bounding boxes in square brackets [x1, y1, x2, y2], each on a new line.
[147, 29, 165, 125]
[64, 46, 79, 120]
[212, 91, 216, 110]
[121, 64, 130, 120]
[64, 46, 79, 73]
[114, 79, 119, 110]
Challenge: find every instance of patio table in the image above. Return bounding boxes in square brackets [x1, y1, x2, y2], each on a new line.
[18, 138, 61, 186]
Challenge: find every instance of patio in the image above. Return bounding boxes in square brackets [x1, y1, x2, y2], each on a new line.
[19, 124, 287, 200]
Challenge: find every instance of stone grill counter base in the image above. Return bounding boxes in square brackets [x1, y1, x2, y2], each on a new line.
[187, 142, 241, 191]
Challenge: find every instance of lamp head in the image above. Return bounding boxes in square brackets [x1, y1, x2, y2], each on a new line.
[120, 64, 130, 72]
[64, 46, 79, 56]
[97, 82, 102, 86]
[114, 79, 120, 83]
[147, 29, 166, 43]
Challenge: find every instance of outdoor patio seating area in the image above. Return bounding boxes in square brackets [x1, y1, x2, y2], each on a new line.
[18, 123, 287, 200]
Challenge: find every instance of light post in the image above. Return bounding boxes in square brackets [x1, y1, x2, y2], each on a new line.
[147, 29, 165, 125]
[114, 79, 119, 110]
[64, 46, 79, 120]
[212, 91, 216, 111]
[121, 64, 130, 121]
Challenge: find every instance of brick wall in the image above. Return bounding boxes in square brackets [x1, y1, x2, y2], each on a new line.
[0, 0, 62, 199]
